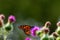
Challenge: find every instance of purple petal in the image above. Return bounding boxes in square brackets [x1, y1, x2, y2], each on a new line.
[25, 37, 31, 40]
[8, 15, 16, 23]
[31, 26, 41, 37]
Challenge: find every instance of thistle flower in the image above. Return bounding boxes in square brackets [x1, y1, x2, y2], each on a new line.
[3, 15, 16, 40]
[8, 15, 16, 23]
[25, 37, 32, 40]
[30, 26, 40, 37]
[4, 15, 16, 31]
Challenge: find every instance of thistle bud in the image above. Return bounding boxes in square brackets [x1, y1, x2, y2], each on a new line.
[44, 28, 49, 33]
[53, 32, 59, 38]
[44, 21, 51, 27]
[0, 14, 5, 19]
[0, 14, 5, 27]
[40, 28, 49, 40]
[57, 21, 60, 27]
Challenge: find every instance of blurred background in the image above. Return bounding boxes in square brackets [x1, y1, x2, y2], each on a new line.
[0, 0, 60, 40]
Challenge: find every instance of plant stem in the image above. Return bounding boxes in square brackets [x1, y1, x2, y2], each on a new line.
[4, 36, 7, 40]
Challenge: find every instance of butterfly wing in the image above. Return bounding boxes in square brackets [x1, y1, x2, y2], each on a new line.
[18, 25, 34, 36]
[24, 30, 31, 36]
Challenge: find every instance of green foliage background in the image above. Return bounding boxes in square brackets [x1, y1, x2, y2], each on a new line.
[0, 0, 60, 40]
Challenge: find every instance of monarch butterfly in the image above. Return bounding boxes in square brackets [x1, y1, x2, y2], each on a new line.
[18, 25, 34, 36]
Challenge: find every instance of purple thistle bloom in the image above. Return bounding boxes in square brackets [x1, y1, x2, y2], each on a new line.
[31, 26, 41, 37]
[8, 15, 16, 23]
[25, 37, 31, 40]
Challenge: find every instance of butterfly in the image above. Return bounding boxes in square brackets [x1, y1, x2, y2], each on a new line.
[18, 25, 34, 36]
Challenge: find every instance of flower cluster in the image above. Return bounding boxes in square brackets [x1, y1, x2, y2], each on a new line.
[25, 21, 60, 40]
[0, 14, 16, 40]
[1, 14, 60, 40]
